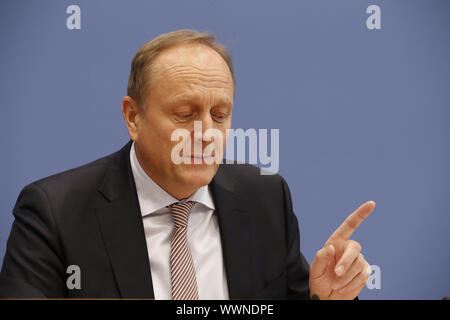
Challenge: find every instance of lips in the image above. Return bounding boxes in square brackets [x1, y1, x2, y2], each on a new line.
[190, 155, 214, 160]
[188, 154, 215, 159]
[182, 155, 216, 163]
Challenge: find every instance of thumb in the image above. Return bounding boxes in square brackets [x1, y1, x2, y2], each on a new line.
[310, 244, 335, 279]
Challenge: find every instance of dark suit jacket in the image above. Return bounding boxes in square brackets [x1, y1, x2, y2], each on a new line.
[0, 141, 310, 299]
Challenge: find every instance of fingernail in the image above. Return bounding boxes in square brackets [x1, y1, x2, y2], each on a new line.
[335, 265, 345, 276]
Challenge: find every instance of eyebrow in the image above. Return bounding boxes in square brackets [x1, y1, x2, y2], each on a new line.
[168, 94, 233, 107]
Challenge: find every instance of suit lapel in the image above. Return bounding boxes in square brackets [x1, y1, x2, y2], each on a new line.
[95, 141, 154, 298]
[211, 166, 254, 299]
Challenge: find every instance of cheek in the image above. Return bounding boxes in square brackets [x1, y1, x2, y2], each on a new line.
[140, 123, 176, 158]
[222, 126, 231, 147]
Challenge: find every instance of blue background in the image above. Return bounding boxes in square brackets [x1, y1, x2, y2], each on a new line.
[1, 0, 449, 299]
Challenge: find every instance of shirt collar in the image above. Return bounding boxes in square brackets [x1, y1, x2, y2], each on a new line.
[130, 142, 215, 217]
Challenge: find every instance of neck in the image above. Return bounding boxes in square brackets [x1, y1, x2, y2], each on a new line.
[133, 146, 200, 200]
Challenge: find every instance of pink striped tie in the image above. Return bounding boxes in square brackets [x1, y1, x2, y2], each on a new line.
[168, 200, 199, 300]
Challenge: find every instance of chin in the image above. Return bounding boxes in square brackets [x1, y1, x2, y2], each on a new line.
[178, 164, 218, 187]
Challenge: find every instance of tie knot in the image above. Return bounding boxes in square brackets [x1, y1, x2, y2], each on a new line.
[168, 200, 196, 228]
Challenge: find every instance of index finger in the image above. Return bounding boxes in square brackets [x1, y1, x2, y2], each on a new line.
[328, 201, 376, 241]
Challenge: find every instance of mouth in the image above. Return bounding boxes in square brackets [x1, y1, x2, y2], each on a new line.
[183, 155, 217, 163]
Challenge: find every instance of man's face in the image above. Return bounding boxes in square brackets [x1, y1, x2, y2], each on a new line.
[132, 44, 234, 198]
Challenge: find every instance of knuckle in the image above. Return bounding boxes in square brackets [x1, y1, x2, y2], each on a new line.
[359, 264, 372, 283]
[357, 272, 366, 284]
[317, 247, 327, 259]
[362, 274, 370, 285]
[365, 263, 373, 276]
[344, 217, 357, 230]
[347, 240, 361, 252]
[355, 261, 365, 272]
[317, 250, 325, 260]
[357, 254, 365, 266]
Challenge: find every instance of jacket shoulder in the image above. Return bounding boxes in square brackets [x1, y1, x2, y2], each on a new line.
[24, 147, 122, 202]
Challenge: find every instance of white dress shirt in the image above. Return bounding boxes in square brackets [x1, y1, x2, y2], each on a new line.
[129, 143, 229, 300]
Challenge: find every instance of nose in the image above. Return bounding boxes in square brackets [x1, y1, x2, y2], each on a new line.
[193, 114, 215, 143]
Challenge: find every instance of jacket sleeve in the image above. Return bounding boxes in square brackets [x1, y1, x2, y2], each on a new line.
[0, 183, 66, 298]
[280, 176, 311, 299]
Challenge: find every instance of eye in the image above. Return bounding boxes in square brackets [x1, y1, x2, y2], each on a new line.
[211, 104, 231, 122]
[212, 112, 229, 122]
[175, 112, 194, 121]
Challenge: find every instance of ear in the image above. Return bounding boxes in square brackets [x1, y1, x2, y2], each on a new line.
[122, 96, 141, 142]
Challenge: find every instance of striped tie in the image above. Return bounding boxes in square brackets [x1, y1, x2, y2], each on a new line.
[168, 200, 199, 300]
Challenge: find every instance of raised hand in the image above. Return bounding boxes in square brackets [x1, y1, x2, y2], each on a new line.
[309, 201, 375, 300]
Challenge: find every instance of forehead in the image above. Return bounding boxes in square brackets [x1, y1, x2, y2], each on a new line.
[150, 43, 234, 97]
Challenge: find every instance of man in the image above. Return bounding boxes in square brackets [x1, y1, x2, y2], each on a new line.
[0, 30, 374, 299]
